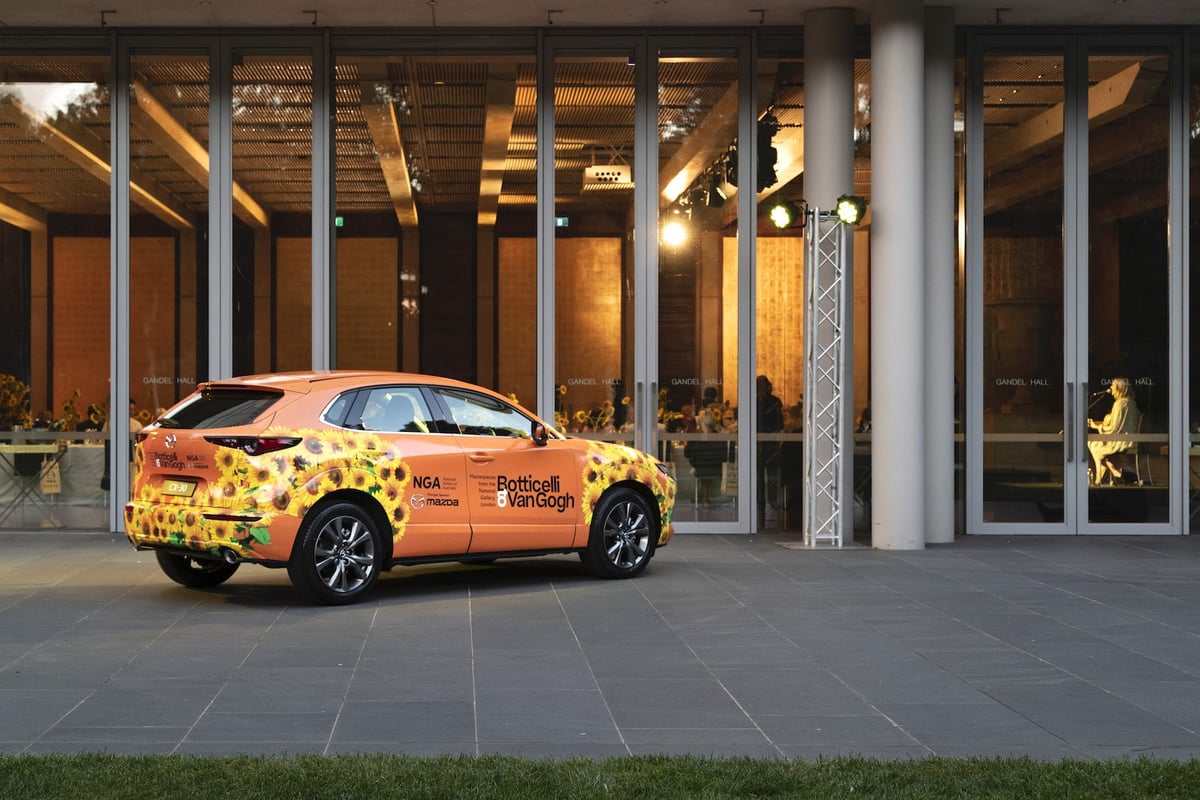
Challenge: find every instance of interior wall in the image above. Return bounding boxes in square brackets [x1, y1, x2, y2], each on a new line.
[335, 237, 399, 370]
[129, 237, 179, 415]
[554, 237, 622, 415]
[275, 237, 313, 372]
[497, 237, 537, 406]
[50, 237, 110, 420]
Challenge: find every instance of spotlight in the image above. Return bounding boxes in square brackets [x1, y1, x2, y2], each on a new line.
[768, 199, 803, 230]
[661, 207, 689, 247]
[835, 194, 867, 226]
[662, 219, 688, 247]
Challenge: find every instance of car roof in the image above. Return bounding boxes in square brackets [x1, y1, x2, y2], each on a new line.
[199, 371, 502, 398]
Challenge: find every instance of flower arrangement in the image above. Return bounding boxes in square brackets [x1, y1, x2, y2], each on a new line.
[56, 388, 82, 431]
[573, 400, 616, 432]
[88, 399, 109, 429]
[657, 388, 683, 431]
[0, 373, 33, 430]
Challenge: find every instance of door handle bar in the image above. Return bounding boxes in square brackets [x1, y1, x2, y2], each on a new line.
[1066, 382, 1074, 462]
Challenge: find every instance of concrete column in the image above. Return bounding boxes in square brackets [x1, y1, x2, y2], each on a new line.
[802, 8, 856, 211]
[870, 0, 925, 549]
[803, 8, 857, 539]
[924, 6, 955, 544]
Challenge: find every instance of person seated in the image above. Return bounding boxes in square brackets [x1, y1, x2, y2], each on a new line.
[1087, 377, 1141, 485]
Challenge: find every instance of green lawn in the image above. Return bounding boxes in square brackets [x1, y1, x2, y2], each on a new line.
[3, 754, 1199, 799]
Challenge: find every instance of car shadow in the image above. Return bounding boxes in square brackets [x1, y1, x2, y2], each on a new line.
[193, 555, 605, 609]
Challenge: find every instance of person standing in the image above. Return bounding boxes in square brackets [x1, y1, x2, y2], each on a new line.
[756, 374, 783, 527]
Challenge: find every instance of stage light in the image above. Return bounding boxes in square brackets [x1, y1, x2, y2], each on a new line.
[706, 172, 726, 208]
[768, 199, 803, 230]
[661, 207, 689, 247]
[835, 194, 867, 226]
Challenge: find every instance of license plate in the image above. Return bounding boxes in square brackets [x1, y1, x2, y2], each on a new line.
[161, 479, 196, 498]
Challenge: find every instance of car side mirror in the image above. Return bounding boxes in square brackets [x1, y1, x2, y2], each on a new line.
[532, 422, 549, 447]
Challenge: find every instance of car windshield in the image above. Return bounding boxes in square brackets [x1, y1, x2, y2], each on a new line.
[161, 389, 281, 430]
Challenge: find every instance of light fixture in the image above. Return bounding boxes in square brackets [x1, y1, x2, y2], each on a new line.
[835, 194, 867, 226]
[768, 199, 803, 230]
[662, 219, 688, 247]
[661, 207, 689, 247]
[705, 171, 726, 208]
[756, 114, 781, 192]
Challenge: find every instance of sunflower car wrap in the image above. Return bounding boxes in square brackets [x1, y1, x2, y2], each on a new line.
[125, 371, 675, 604]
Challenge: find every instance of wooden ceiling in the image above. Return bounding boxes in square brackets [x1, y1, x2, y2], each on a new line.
[0, 51, 1177, 235]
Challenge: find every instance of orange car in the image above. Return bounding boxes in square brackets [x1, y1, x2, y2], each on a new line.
[125, 371, 675, 604]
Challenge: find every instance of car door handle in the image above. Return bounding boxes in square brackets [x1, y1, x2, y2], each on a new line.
[468, 453, 495, 463]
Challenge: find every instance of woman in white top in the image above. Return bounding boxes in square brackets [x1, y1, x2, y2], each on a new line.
[1087, 377, 1140, 485]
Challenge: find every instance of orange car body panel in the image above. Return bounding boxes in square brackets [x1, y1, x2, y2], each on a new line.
[124, 371, 675, 565]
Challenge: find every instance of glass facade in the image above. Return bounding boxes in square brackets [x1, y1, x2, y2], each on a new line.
[3, 25, 1197, 539]
[0, 50, 111, 529]
[971, 37, 1183, 533]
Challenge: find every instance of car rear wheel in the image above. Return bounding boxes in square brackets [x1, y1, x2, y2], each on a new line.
[155, 550, 240, 588]
[581, 487, 657, 579]
[288, 502, 382, 605]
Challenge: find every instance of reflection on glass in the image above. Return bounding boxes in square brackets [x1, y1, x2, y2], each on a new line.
[130, 54, 208, 426]
[232, 52, 313, 373]
[1085, 51, 1170, 524]
[553, 54, 635, 445]
[333, 55, 537, 386]
[754, 55, 807, 531]
[658, 51, 740, 523]
[980, 52, 1066, 523]
[0, 55, 111, 528]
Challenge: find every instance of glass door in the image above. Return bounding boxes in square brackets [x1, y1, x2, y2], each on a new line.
[546, 36, 752, 532]
[968, 36, 1182, 533]
[655, 47, 744, 527]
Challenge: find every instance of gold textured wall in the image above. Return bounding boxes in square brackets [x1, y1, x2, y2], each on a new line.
[497, 237, 537, 406]
[335, 238, 399, 370]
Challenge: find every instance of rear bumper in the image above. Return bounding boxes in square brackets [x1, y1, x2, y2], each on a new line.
[124, 500, 301, 563]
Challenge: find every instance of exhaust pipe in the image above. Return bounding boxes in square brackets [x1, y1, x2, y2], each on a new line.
[220, 548, 240, 565]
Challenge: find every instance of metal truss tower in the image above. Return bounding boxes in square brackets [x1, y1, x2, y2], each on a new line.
[802, 209, 852, 547]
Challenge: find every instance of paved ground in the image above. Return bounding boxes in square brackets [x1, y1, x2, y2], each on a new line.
[2, 530, 1200, 760]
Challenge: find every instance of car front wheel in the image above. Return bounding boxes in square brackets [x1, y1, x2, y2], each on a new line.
[288, 502, 382, 605]
[155, 550, 239, 588]
[581, 487, 657, 579]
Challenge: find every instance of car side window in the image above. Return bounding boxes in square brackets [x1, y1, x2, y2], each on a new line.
[357, 387, 434, 433]
[435, 388, 529, 438]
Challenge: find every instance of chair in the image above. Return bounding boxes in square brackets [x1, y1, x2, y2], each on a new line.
[1132, 415, 1153, 485]
[1102, 409, 1145, 486]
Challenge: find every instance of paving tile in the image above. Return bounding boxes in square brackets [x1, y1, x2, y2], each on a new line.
[475, 688, 621, 743]
[184, 710, 337, 744]
[8, 532, 1200, 759]
[331, 699, 476, 743]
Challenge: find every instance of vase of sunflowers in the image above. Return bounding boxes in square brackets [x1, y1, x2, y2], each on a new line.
[0, 373, 33, 431]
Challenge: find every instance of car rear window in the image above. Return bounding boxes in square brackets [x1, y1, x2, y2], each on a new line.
[159, 389, 281, 430]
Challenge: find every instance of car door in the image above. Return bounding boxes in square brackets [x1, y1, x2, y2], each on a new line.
[352, 385, 471, 558]
[430, 387, 583, 553]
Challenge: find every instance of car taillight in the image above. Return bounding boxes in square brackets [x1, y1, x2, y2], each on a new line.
[204, 436, 303, 456]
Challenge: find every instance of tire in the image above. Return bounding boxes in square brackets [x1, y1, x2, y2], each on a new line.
[155, 550, 239, 588]
[288, 502, 382, 605]
[581, 487, 657, 579]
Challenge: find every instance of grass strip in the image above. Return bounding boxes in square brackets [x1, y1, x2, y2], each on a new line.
[3, 754, 1200, 799]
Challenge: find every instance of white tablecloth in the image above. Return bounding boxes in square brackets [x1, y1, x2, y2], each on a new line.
[0, 442, 108, 506]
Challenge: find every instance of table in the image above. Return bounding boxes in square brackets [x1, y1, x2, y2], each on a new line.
[0, 442, 68, 527]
